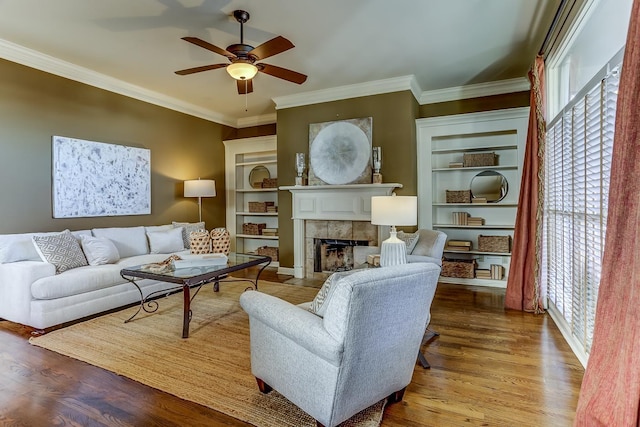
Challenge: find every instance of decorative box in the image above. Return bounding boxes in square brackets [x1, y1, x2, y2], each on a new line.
[242, 223, 267, 235]
[441, 258, 476, 278]
[478, 235, 511, 253]
[257, 246, 279, 261]
[248, 201, 275, 213]
[463, 152, 498, 167]
[446, 190, 471, 203]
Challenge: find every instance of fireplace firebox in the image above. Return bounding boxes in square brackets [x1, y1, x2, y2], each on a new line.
[314, 238, 369, 273]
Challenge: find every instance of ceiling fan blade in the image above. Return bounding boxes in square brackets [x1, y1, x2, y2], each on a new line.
[258, 63, 307, 84]
[181, 36, 235, 59]
[237, 79, 254, 94]
[248, 36, 294, 60]
[175, 64, 227, 75]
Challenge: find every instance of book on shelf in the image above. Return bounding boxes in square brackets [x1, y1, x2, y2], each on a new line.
[445, 245, 470, 251]
[261, 228, 278, 236]
[471, 197, 487, 204]
[476, 269, 491, 279]
[448, 162, 464, 168]
[490, 264, 504, 280]
[452, 211, 469, 225]
[447, 240, 472, 247]
[467, 217, 485, 226]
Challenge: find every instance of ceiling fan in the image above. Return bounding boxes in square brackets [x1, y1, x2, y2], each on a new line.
[175, 10, 307, 95]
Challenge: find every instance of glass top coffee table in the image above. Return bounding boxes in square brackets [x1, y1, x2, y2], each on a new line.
[120, 253, 271, 338]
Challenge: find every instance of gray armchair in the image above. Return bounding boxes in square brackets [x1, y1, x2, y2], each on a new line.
[405, 228, 448, 266]
[240, 263, 441, 427]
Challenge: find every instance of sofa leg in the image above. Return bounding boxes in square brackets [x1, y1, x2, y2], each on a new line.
[387, 387, 406, 404]
[256, 377, 273, 394]
[316, 422, 325, 427]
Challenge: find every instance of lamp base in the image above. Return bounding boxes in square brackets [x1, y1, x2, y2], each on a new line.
[380, 230, 407, 267]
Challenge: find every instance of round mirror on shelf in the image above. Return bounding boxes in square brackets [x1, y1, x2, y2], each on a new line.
[470, 170, 508, 202]
[249, 165, 271, 189]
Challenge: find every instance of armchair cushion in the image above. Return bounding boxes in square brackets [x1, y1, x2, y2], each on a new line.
[397, 230, 420, 254]
[308, 270, 358, 317]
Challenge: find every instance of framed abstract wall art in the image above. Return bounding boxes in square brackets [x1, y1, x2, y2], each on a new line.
[308, 117, 372, 185]
[52, 136, 151, 218]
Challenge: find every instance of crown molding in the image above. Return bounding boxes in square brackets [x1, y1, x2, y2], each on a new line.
[420, 77, 530, 104]
[273, 75, 421, 110]
[0, 38, 238, 128]
[236, 113, 277, 128]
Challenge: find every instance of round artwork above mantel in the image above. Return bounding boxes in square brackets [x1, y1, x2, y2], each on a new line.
[308, 117, 373, 185]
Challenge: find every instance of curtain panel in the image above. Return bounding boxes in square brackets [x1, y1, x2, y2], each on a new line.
[504, 56, 545, 313]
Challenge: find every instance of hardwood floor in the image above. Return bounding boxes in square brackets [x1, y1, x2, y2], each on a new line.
[0, 268, 584, 426]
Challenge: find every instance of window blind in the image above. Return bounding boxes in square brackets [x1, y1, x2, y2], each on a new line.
[542, 56, 620, 365]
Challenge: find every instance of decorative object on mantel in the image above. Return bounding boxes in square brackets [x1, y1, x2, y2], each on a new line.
[295, 152, 307, 186]
[184, 178, 216, 223]
[371, 195, 417, 267]
[372, 146, 382, 184]
[52, 136, 151, 218]
[308, 117, 372, 185]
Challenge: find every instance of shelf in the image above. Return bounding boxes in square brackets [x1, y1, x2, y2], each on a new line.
[444, 249, 511, 256]
[236, 188, 278, 193]
[236, 234, 279, 240]
[434, 224, 515, 229]
[432, 165, 517, 172]
[438, 276, 507, 288]
[236, 212, 278, 216]
[433, 203, 518, 207]
[235, 159, 278, 167]
[432, 144, 518, 154]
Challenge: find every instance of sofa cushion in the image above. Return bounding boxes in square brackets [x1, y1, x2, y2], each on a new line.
[31, 264, 124, 300]
[308, 270, 359, 317]
[80, 234, 120, 265]
[145, 224, 173, 233]
[172, 221, 205, 249]
[32, 230, 88, 274]
[146, 227, 185, 254]
[92, 226, 148, 258]
[397, 231, 420, 254]
[0, 230, 90, 264]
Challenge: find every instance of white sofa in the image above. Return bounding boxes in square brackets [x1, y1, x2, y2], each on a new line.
[0, 223, 203, 330]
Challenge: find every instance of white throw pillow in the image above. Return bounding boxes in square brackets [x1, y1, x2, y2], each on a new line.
[172, 221, 205, 249]
[147, 227, 185, 254]
[32, 230, 88, 274]
[92, 226, 148, 258]
[80, 234, 120, 265]
[397, 231, 420, 254]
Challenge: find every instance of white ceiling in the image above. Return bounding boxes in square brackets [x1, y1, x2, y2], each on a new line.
[0, 0, 560, 127]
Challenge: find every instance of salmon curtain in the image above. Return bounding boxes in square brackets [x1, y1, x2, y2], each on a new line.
[574, 1, 640, 424]
[504, 56, 545, 313]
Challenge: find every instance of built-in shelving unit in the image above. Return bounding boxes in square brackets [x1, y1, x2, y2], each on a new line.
[416, 108, 529, 287]
[223, 136, 279, 267]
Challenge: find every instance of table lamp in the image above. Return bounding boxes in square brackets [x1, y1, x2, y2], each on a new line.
[371, 195, 418, 267]
[184, 178, 216, 223]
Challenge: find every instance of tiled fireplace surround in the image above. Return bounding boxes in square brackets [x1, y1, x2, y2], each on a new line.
[282, 183, 402, 279]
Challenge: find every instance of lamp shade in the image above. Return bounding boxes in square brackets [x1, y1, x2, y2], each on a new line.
[184, 179, 216, 198]
[226, 62, 258, 80]
[371, 196, 417, 226]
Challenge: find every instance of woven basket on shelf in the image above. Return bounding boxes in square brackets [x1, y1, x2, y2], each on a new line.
[463, 152, 498, 167]
[248, 201, 275, 213]
[257, 246, 279, 261]
[189, 230, 211, 254]
[446, 190, 471, 203]
[478, 235, 511, 253]
[210, 228, 230, 255]
[441, 258, 476, 278]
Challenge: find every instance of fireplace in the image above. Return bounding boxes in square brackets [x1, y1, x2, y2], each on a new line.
[314, 238, 369, 273]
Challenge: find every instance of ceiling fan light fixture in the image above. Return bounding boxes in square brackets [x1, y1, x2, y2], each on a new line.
[226, 62, 258, 80]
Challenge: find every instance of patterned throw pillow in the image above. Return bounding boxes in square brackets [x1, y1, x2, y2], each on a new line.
[172, 221, 205, 249]
[397, 231, 420, 254]
[32, 230, 88, 274]
[308, 270, 359, 317]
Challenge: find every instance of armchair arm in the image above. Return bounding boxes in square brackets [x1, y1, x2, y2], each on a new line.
[406, 254, 442, 266]
[240, 291, 344, 365]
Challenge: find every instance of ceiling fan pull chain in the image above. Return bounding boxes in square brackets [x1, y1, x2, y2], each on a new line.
[245, 80, 249, 111]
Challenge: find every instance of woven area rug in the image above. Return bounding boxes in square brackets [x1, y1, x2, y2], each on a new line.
[29, 280, 386, 427]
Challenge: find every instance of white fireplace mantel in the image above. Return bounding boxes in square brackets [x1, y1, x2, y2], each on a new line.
[281, 183, 403, 278]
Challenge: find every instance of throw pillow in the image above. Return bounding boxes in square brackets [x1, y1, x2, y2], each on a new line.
[32, 230, 88, 274]
[172, 221, 205, 249]
[308, 270, 359, 317]
[147, 227, 185, 254]
[80, 234, 120, 265]
[397, 231, 420, 254]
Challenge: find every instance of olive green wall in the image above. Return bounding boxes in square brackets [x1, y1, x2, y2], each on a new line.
[419, 91, 530, 118]
[276, 91, 420, 268]
[0, 58, 232, 234]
